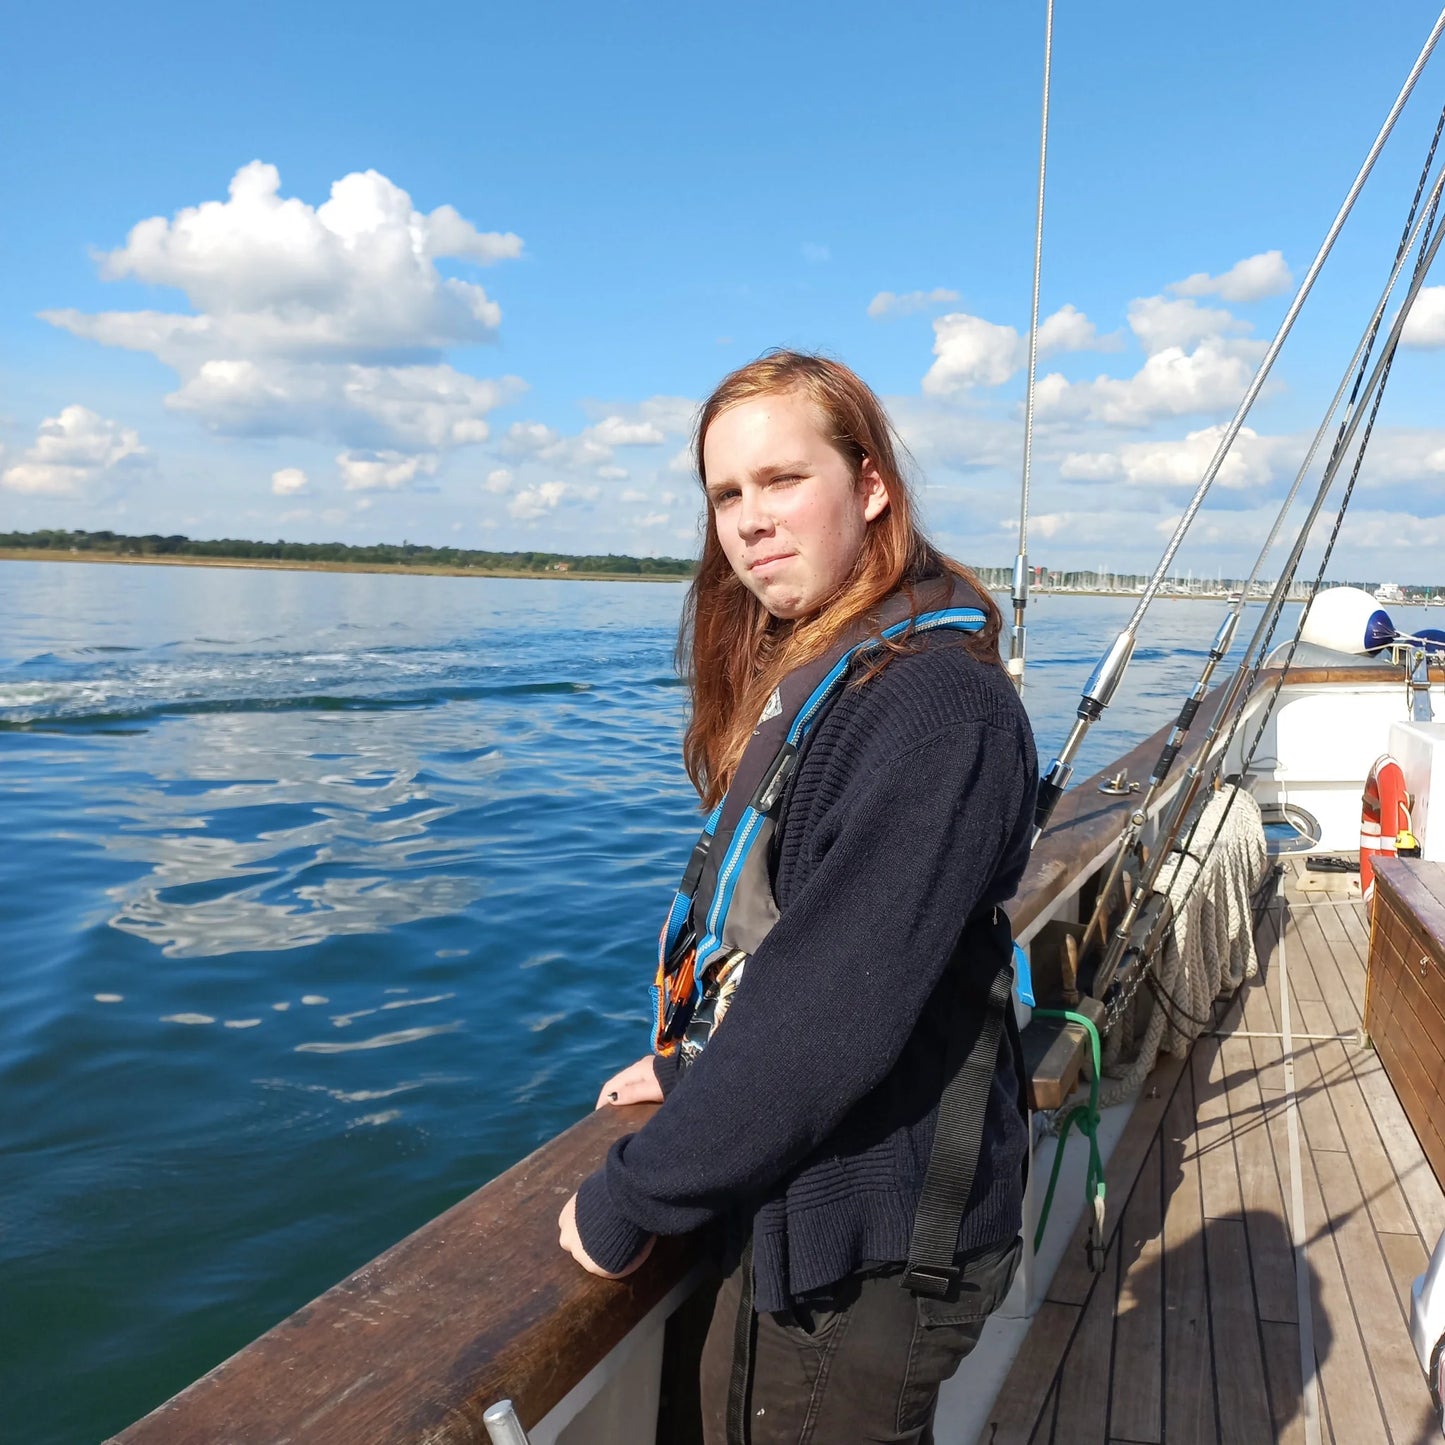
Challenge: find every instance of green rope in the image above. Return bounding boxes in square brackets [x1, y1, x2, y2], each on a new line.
[1030, 1009, 1106, 1262]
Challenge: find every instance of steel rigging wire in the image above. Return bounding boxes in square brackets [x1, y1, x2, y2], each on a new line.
[1008, 0, 1056, 691]
[1079, 93, 1445, 973]
[1097, 155, 1445, 1008]
[1235, 175, 1441, 795]
[1030, 6, 1445, 841]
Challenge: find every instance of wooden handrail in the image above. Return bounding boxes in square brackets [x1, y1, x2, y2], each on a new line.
[110, 662, 1425, 1441]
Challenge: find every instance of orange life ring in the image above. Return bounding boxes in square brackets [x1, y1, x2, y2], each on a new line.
[1361, 754, 1410, 900]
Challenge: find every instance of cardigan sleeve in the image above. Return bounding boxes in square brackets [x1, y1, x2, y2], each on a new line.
[573, 709, 1032, 1271]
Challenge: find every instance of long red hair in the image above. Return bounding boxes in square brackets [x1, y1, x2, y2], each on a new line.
[680, 350, 1002, 806]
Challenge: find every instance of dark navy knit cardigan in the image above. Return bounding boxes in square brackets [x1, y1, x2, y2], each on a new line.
[575, 631, 1037, 1313]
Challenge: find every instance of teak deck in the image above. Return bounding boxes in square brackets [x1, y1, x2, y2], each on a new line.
[986, 856, 1445, 1445]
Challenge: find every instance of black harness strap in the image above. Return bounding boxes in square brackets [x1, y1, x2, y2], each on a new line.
[902, 917, 1018, 1299]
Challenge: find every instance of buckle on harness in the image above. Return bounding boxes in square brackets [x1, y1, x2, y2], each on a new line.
[901, 1264, 957, 1299]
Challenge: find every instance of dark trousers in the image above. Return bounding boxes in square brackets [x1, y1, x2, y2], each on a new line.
[698, 1236, 1021, 1445]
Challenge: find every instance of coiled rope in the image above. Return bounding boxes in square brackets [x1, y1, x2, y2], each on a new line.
[1098, 787, 1269, 1108]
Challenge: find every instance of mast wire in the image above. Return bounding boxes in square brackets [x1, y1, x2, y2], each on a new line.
[1135, 159, 1445, 1001]
[1009, 0, 1056, 689]
[1123, 5, 1445, 633]
[1082, 95, 1445, 974]
[1031, 6, 1445, 840]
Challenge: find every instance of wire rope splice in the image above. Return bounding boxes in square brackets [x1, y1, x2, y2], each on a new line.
[1030, 5, 1445, 843]
[1008, 0, 1057, 692]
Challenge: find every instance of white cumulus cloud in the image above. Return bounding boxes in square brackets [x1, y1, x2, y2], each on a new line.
[922, 314, 1024, 394]
[586, 415, 665, 447]
[40, 161, 524, 484]
[1402, 285, 1445, 348]
[484, 467, 513, 494]
[1061, 424, 1284, 490]
[509, 481, 571, 520]
[60, 161, 518, 358]
[271, 467, 308, 495]
[581, 395, 697, 436]
[1127, 296, 1249, 355]
[867, 288, 961, 319]
[1036, 302, 1121, 354]
[921, 304, 1113, 395]
[336, 450, 438, 492]
[1170, 250, 1293, 304]
[1, 405, 147, 496]
[497, 398, 695, 510]
[1037, 338, 1263, 427]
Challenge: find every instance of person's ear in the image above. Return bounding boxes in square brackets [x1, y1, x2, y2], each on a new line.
[860, 457, 891, 522]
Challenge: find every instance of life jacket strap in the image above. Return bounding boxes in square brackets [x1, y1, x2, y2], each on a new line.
[902, 910, 1020, 1298]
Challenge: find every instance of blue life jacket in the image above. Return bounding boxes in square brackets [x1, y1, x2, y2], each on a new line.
[651, 578, 988, 1061]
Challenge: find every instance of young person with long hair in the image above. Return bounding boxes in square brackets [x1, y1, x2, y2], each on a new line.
[558, 351, 1036, 1443]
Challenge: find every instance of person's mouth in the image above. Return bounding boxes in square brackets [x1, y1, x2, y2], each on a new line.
[748, 552, 794, 573]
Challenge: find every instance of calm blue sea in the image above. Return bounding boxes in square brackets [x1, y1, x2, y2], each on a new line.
[0, 559, 1431, 1442]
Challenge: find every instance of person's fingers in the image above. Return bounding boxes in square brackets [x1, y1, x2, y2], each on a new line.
[595, 1056, 663, 1110]
[594, 1071, 623, 1108]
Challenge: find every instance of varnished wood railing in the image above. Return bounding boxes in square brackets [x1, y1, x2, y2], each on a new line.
[109, 663, 1429, 1442]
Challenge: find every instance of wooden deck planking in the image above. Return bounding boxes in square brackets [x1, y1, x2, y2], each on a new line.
[1259, 1319, 1309, 1445]
[1311, 1149, 1438, 1444]
[999, 858, 1440, 1443]
[1312, 1030, 1419, 1238]
[1241, 910, 1285, 1095]
[1159, 1064, 1219, 1445]
[1377, 1229, 1429, 1323]
[1346, 1041, 1445, 1246]
[1218, 1034, 1296, 1325]
[1287, 905, 1362, 1034]
[1205, 1216, 1274, 1445]
[1193, 1031, 1245, 1222]
[1052, 1247, 1120, 1442]
[1261, 1094, 1383, 1445]
[984, 1301, 1077, 1445]
[1109, 1137, 1163, 1443]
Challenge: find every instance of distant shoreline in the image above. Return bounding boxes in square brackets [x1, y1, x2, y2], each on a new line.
[0, 549, 1319, 600]
[0, 548, 687, 584]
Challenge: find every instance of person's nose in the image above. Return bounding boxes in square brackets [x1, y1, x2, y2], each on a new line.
[736, 485, 773, 541]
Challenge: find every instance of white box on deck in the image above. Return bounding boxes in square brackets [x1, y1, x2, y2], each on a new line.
[1389, 719, 1445, 861]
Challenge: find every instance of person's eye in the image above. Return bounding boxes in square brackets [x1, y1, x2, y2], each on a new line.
[769, 473, 801, 488]
[711, 488, 739, 507]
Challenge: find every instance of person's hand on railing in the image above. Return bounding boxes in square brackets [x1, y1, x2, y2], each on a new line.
[557, 1194, 655, 1278]
[594, 1055, 664, 1110]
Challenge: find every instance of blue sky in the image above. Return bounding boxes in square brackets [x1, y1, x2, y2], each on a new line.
[3, 0, 1444, 578]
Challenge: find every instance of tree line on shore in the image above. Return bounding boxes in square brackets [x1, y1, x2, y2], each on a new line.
[0, 529, 696, 577]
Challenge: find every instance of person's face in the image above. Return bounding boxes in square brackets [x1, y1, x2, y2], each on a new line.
[702, 390, 890, 621]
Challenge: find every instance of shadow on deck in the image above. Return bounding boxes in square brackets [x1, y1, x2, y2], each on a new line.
[985, 859, 1445, 1445]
